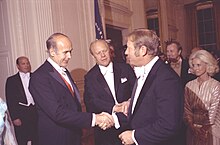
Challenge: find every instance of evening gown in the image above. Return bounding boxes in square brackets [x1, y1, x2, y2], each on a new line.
[184, 78, 220, 145]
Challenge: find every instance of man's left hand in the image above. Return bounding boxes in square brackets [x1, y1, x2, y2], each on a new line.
[119, 130, 134, 145]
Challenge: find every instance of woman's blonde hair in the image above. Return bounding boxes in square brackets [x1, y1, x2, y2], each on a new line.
[189, 50, 219, 76]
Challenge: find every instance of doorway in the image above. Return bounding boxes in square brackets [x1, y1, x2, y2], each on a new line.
[106, 26, 126, 63]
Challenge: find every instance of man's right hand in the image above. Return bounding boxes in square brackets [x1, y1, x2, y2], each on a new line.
[95, 112, 114, 130]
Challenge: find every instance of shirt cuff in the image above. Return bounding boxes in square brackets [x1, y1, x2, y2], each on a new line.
[91, 113, 96, 127]
[132, 130, 138, 145]
[112, 112, 120, 129]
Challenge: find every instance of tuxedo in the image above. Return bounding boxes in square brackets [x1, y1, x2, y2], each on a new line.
[29, 61, 92, 145]
[127, 59, 184, 145]
[5, 72, 37, 145]
[168, 58, 195, 145]
[84, 62, 136, 145]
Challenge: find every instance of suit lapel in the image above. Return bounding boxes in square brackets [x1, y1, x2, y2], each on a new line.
[131, 60, 161, 117]
[46, 61, 81, 106]
[113, 63, 121, 96]
[95, 65, 113, 98]
[49, 68, 66, 89]
[15, 73, 28, 103]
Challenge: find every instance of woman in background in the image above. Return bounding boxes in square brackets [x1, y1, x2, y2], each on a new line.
[0, 98, 17, 145]
[184, 50, 220, 145]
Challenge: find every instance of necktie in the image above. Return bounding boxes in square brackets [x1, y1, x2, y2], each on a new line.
[128, 77, 139, 117]
[59, 74, 75, 97]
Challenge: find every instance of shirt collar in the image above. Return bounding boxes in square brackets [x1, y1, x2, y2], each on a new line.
[99, 62, 113, 75]
[47, 57, 66, 73]
[134, 56, 159, 78]
[19, 72, 30, 78]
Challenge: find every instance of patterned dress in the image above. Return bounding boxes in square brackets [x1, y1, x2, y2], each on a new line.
[0, 98, 17, 145]
[184, 78, 220, 145]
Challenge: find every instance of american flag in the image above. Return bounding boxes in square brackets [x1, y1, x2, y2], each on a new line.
[95, 0, 104, 39]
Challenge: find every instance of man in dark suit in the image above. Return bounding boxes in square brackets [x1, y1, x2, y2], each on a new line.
[29, 33, 114, 145]
[118, 29, 184, 145]
[166, 41, 196, 145]
[166, 40, 195, 86]
[84, 40, 136, 145]
[5, 56, 38, 145]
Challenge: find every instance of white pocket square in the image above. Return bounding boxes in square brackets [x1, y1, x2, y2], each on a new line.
[121, 78, 127, 83]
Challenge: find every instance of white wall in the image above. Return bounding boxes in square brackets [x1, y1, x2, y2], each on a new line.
[0, 0, 96, 100]
[0, 0, 147, 100]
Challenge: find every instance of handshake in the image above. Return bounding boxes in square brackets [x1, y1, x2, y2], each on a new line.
[95, 112, 114, 130]
[95, 99, 130, 130]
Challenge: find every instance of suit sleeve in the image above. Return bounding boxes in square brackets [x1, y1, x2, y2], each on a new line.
[5, 77, 21, 120]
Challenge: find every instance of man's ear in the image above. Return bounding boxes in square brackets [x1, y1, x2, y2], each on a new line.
[140, 45, 147, 56]
[49, 48, 56, 57]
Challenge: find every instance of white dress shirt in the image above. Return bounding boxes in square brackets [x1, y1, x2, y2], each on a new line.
[99, 62, 118, 104]
[19, 72, 35, 106]
[99, 62, 120, 129]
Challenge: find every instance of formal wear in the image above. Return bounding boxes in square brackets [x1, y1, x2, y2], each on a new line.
[169, 58, 195, 145]
[169, 58, 195, 87]
[5, 72, 37, 145]
[126, 58, 184, 145]
[29, 60, 93, 145]
[184, 78, 220, 145]
[84, 62, 136, 145]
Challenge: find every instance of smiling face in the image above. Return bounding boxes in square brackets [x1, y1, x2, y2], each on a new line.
[90, 40, 111, 67]
[166, 43, 181, 62]
[17, 57, 31, 73]
[191, 58, 208, 77]
[49, 36, 73, 68]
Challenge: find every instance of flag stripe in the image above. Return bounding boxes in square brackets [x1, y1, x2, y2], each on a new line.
[95, 0, 104, 39]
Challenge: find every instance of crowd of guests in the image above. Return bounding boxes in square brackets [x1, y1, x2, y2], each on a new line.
[162, 41, 220, 145]
[1, 29, 220, 145]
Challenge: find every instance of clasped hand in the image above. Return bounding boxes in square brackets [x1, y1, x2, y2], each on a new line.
[113, 99, 130, 116]
[95, 112, 114, 130]
[192, 123, 213, 140]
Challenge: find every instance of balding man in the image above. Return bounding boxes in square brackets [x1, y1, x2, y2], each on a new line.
[6, 56, 37, 145]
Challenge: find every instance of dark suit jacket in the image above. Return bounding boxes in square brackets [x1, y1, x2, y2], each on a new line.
[179, 59, 195, 86]
[128, 59, 184, 145]
[29, 61, 92, 145]
[5, 72, 37, 143]
[5, 73, 33, 120]
[84, 62, 136, 145]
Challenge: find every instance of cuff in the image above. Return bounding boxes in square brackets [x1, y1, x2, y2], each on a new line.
[112, 112, 120, 129]
[91, 113, 96, 127]
[132, 130, 138, 145]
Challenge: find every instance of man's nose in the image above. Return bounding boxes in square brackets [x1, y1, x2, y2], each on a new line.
[67, 52, 71, 58]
